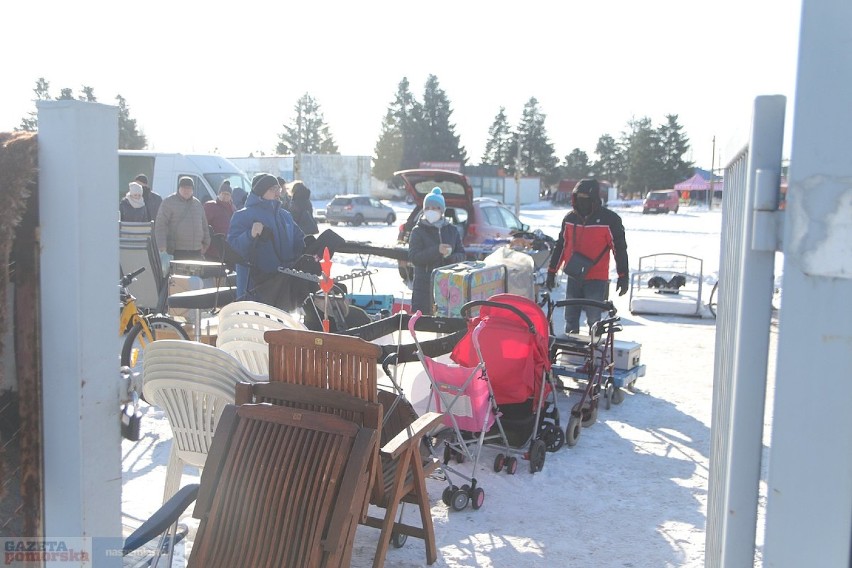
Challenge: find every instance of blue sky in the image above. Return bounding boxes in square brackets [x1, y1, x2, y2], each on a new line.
[2, 0, 801, 171]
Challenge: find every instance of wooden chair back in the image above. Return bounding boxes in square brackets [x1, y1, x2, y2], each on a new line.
[188, 403, 377, 568]
[264, 328, 382, 403]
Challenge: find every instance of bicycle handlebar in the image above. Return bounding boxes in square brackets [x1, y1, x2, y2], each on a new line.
[121, 267, 146, 288]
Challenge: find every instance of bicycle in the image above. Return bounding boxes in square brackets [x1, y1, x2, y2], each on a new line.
[120, 267, 188, 373]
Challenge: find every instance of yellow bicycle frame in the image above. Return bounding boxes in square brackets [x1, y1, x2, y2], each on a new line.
[120, 299, 155, 367]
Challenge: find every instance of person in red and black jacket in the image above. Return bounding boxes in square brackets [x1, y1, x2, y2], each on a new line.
[546, 179, 629, 334]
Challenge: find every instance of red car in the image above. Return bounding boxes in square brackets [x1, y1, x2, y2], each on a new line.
[394, 169, 530, 281]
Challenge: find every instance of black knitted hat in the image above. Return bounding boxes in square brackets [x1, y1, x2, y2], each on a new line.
[251, 173, 279, 196]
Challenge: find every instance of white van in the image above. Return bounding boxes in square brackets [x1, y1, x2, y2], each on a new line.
[118, 151, 252, 205]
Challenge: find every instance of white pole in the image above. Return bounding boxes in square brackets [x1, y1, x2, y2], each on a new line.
[38, 99, 121, 566]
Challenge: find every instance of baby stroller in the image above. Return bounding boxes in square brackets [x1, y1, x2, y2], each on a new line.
[408, 310, 514, 511]
[451, 294, 563, 466]
[543, 295, 623, 447]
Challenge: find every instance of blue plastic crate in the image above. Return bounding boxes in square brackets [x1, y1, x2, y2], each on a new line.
[347, 294, 394, 315]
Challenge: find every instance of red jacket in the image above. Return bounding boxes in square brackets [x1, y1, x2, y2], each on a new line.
[548, 207, 629, 280]
[204, 199, 235, 236]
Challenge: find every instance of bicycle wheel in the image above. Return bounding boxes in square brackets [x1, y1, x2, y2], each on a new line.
[708, 281, 719, 318]
[121, 316, 189, 374]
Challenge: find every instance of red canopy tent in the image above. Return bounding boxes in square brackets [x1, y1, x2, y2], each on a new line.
[674, 173, 724, 192]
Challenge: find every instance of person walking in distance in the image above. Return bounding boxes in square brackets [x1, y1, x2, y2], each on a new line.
[546, 178, 629, 334]
[154, 176, 210, 261]
[120, 181, 149, 222]
[134, 174, 162, 221]
[204, 180, 236, 262]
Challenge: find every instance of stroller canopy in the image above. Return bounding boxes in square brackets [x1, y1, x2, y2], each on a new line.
[451, 294, 552, 406]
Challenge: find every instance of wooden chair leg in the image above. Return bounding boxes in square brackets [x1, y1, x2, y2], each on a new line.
[372, 451, 412, 568]
[411, 454, 437, 565]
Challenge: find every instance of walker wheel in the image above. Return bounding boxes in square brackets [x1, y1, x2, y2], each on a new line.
[451, 487, 470, 511]
[506, 456, 518, 475]
[613, 387, 626, 404]
[604, 383, 614, 410]
[566, 415, 582, 447]
[582, 403, 598, 428]
[529, 439, 546, 473]
[454, 449, 466, 464]
[494, 453, 506, 472]
[471, 487, 485, 510]
[391, 532, 408, 548]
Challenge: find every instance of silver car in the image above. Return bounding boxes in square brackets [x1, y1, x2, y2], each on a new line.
[325, 195, 397, 226]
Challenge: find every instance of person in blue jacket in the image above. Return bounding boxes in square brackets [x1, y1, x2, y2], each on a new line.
[408, 187, 465, 315]
[227, 173, 306, 309]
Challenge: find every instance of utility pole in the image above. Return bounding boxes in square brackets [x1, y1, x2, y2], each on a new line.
[294, 106, 303, 180]
[514, 135, 522, 216]
[709, 136, 715, 210]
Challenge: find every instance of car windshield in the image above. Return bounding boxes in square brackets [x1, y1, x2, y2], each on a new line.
[205, 172, 251, 198]
[330, 197, 352, 206]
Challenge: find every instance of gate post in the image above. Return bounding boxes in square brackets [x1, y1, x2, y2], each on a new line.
[37, 99, 121, 565]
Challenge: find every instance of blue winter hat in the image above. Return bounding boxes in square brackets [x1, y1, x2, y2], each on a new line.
[423, 187, 446, 211]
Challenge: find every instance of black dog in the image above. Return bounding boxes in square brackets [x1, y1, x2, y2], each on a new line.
[668, 274, 687, 289]
[648, 276, 668, 289]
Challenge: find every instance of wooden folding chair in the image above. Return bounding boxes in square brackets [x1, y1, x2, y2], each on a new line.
[264, 328, 442, 567]
[124, 403, 377, 568]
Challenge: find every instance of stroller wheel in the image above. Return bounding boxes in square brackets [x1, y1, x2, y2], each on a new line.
[566, 415, 582, 447]
[494, 453, 506, 472]
[391, 532, 408, 548]
[443, 445, 452, 465]
[506, 456, 518, 475]
[454, 450, 466, 464]
[529, 439, 546, 473]
[471, 487, 485, 510]
[442, 485, 458, 507]
[612, 387, 625, 405]
[542, 424, 565, 452]
[451, 487, 470, 511]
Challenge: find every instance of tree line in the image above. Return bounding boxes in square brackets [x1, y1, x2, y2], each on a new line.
[18, 75, 693, 195]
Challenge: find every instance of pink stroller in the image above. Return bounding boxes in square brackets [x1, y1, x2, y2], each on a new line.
[408, 311, 514, 511]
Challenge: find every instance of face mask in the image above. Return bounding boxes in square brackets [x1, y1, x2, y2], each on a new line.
[574, 196, 594, 217]
[423, 210, 442, 224]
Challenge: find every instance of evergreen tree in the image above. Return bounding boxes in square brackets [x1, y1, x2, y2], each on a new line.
[480, 107, 514, 169]
[622, 116, 664, 198]
[17, 77, 50, 131]
[594, 133, 626, 188]
[657, 114, 693, 188]
[372, 108, 405, 181]
[58, 88, 74, 100]
[512, 97, 559, 185]
[419, 74, 466, 165]
[80, 86, 97, 102]
[373, 77, 424, 181]
[116, 94, 147, 149]
[561, 148, 591, 180]
[276, 93, 338, 155]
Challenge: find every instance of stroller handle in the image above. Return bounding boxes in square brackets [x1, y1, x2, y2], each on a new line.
[460, 300, 536, 334]
[554, 298, 617, 317]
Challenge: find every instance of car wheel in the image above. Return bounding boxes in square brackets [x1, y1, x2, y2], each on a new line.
[329, 221, 338, 226]
[386, 213, 396, 225]
[353, 213, 364, 227]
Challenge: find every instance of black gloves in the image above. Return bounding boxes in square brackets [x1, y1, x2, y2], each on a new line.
[545, 272, 556, 290]
[616, 275, 629, 296]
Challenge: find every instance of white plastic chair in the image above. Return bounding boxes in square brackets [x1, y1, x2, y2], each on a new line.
[142, 340, 259, 503]
[216, 301, 308, 379]
[216, 300, 307, 332]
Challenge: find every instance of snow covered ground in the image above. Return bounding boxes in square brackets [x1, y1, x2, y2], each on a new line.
[122, 200, 777, 567]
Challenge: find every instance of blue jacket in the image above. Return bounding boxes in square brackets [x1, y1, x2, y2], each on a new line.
[227, 193, 305, 300]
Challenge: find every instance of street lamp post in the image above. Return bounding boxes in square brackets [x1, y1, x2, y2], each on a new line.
[514, 136, 522, 217]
